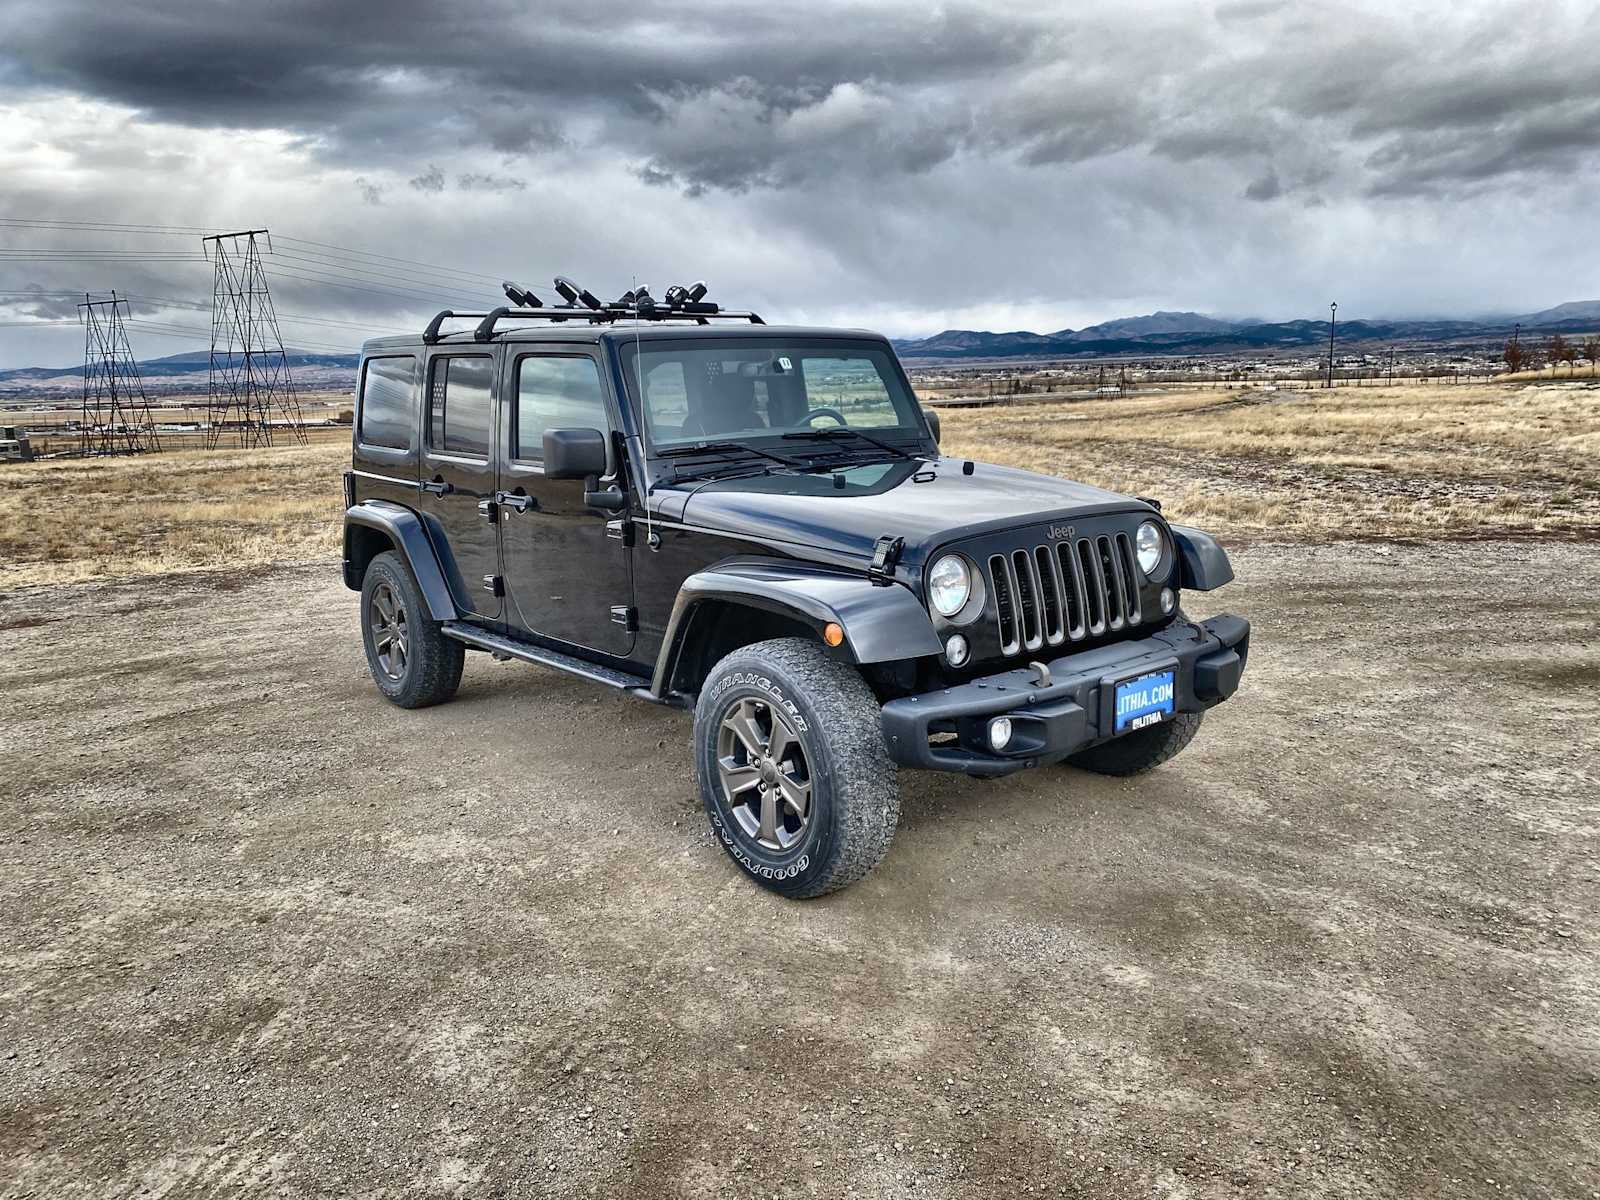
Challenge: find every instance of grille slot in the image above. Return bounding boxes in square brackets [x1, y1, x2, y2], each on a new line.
[1034, 546, 1066, 645]
[982, 530, 1144, 657]
[989, 554, 1019, 655]
[1011, 550, 1043, 651]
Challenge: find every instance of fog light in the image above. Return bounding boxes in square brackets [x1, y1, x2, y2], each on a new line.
[1160, 587, 1176, 615]
[945, 634, 969, 667]
[988, 717, 1013, 751]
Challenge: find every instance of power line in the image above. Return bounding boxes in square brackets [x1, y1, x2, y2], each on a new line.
[275, 234, 547, 291]
[0, 218, 212, 234]
[263, 247, 501, 305]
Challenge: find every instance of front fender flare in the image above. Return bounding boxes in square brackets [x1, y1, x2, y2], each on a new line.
[1169, 524, 1235, 592]
[343, 501, 459, 621]
[652, 558, 943, 695]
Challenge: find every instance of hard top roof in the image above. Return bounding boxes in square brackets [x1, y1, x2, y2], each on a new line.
[361, 323, 887, 354]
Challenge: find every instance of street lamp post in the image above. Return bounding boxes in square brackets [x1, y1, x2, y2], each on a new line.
[1325, 302, 1338, 388]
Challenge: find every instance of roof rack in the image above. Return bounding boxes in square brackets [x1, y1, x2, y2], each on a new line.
[422, 277, 765, 344]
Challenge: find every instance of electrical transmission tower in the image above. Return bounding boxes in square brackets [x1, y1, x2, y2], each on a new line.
[203, 229, 306, 448]
[79, 292, 162, 456]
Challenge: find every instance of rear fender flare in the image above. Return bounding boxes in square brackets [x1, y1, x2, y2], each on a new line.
[343, 501, 459, 621]
[1169, 524, 1235, 592]
[653, 557, 943, 696]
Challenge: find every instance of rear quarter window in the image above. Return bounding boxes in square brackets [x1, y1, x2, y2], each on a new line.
[358, 355, 417, 450]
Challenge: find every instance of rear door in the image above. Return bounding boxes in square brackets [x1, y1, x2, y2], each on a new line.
[497, 348, 634, 655]
[417, 349, 503, 623]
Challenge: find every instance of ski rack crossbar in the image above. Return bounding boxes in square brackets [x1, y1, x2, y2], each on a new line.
[424, 303, 766, 344]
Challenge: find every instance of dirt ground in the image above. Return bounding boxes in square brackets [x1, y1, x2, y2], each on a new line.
[2, 541, 1596, 1199]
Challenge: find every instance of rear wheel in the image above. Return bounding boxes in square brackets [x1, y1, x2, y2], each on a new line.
[1067, 710, 1203, 776]
[360, 550, 464, 709]
[694, 638, 898, 898]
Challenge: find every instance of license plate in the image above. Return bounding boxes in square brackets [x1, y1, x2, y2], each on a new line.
[1114, 670, 1175, 733]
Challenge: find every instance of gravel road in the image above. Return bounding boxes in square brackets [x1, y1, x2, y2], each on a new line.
[2, 542, 1596, 1199]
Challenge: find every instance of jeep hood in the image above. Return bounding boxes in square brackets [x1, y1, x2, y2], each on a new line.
[660, 457, 1146, 565]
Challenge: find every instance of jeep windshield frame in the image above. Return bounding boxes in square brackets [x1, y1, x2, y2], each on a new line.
[616, 335, 936, 468]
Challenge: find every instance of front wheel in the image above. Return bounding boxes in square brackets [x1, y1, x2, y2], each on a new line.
[693, 638, 899, 898]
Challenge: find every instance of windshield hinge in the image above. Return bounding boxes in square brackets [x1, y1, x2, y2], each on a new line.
[868, 535, 904, 586]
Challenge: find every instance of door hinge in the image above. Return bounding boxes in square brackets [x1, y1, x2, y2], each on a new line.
[481, 574, 504, 597]
[605, 518, 634, 546]
[868, 535, 904, 586]
[610, 605, 638, 631]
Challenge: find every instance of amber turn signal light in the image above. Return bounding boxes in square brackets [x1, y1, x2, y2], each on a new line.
[823, 622, 845, 647]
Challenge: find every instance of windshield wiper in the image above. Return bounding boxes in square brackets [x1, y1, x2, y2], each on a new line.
[655, 440, 801, 468]
[781, 427, 915, 461]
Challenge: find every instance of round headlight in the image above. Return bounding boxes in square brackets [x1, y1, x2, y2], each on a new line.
[1135, 521, 1166, 576]
[928, 554, 971, 618]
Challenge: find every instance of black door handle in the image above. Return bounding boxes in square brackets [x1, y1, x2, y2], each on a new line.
[421, 476, 453, 495]
[495, 490, 534, 513]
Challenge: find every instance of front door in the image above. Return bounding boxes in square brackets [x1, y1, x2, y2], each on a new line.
[497, 349, 634, 655]
[418, 350, 502, 622]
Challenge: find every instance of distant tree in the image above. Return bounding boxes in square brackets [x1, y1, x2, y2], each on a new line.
[1546, 333, 1569, 375]
[1583, 335, 1600, 375]
[1523, 344, 1546, 374]
[1559, 339, 1580, 375]
[1503, 338, 1527, 374]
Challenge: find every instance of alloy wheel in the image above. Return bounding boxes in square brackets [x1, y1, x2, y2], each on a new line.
[369, 581, 409, 681]
[715, 696, 813, 852]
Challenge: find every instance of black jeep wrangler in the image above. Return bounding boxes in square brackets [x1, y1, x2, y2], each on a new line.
[342, 282, 1249, 898]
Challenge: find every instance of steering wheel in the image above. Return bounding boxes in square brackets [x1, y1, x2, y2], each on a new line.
[799, 407, 847, 427]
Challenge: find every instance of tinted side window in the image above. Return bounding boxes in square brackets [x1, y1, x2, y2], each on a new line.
[359, 355, 416, 449]
[428, 356, 494, 458]
[516, 356, 606, 460]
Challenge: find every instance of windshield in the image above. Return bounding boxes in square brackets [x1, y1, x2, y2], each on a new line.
[618, 338, 927, 452]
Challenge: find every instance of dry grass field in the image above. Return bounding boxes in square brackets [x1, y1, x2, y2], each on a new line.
[3, 380, 1596, 590]
[0, 439, 348, 588]
[942, 379, 1600, 540]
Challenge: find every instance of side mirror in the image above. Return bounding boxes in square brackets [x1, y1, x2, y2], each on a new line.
[544, 427, 607, 479]
[922, 407, 942, 445]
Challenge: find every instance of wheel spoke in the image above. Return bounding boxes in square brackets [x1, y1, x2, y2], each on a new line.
[767, 718, 795, 766]
[373, 629, 393, 651]
[756, 789, 780, 845]
[717, 757, 761, 797]
[724, 702, 767, 759]
[778, 773, 811, 820]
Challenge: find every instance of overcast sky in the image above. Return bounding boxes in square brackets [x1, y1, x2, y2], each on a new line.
[1, 0, 1596, 365]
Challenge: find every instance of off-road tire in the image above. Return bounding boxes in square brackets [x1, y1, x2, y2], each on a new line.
[694, 638, 899, 899]
[1068, 710, 1203, 776]
[360, 550, 464, 709]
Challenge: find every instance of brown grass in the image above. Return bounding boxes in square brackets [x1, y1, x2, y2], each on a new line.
[1, 441, 349, 589]
[939, 381, 1600, 540]
[3, 380, 1597, 591]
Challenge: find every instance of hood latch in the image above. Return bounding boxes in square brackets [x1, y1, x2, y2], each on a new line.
[868, 535, 904, 586]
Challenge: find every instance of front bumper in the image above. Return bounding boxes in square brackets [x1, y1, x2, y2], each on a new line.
[881, 614, 1249, 777]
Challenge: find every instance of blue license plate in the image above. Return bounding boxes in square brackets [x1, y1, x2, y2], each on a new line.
[1114, 670, 1175, 733]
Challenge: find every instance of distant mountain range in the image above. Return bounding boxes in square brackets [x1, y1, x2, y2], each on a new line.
[3, 300, 1599, 386]
[891, 302, 1600, 362]
[0, 350, 358, 395]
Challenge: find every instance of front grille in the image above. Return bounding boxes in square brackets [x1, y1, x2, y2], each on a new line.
[988, 532, 1142, 656]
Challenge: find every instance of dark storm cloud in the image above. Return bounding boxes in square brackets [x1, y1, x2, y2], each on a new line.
[1, 0, 1595, 199]
[0, 0, 1597, 365]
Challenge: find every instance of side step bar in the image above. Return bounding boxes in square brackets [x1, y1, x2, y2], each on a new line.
[441, 622, 652, 693]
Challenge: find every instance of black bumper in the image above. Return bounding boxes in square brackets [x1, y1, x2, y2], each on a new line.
[881, 614, 1249, 777]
